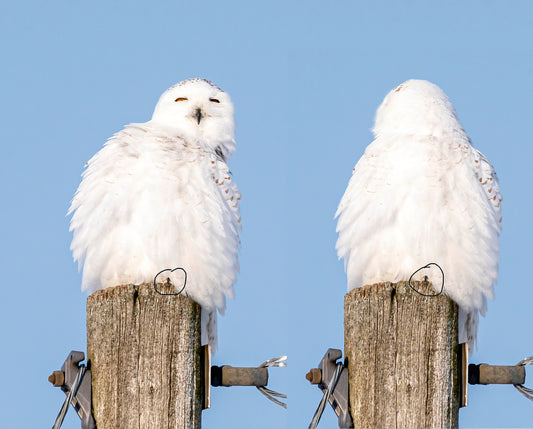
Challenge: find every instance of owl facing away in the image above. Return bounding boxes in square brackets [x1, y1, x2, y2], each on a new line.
[68, 78, 242, 350]
[336, 79, 502, 349]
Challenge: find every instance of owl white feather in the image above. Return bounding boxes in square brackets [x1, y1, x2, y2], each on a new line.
[68, 78, 241, 350]
[336, 79, 502, 348]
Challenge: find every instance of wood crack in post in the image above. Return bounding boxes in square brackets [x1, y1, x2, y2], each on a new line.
[425, 347, 431, 426]
[392, 284, 398, 429]
[135, 285, 142, 429]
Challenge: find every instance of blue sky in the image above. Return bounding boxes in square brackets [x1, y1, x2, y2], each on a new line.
[1, 1, 532, 428]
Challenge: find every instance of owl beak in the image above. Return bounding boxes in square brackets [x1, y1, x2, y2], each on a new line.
[194, 108, 203, 124]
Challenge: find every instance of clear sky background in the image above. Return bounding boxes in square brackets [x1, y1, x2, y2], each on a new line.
[1, 1, 532, 428]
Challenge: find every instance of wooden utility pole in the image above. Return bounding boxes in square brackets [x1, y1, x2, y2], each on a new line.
[344, 281, 460, 429]
[86, 283, 203, 429]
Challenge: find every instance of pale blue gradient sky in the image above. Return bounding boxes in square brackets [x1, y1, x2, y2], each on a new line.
[1, 1, 532, 428]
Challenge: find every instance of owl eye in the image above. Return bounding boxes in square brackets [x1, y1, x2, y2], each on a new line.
[175, 97, 188, 102]
[209, 98, 220, 103]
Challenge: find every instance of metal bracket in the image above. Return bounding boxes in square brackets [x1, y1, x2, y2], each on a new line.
[459, 342, 468, 408]
[202, 345, 212, 409]
[49, 351, 96, 429]
[307, 348, 353, 428]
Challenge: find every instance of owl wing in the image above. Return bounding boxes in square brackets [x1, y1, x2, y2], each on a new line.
[212, 153, 241, 227]
[470, 146, 502, 229]
[197, 151, 241, 309]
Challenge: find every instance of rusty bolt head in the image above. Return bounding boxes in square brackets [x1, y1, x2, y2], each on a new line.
[48, 370, 65, 387]
[305, 368, 322, 384]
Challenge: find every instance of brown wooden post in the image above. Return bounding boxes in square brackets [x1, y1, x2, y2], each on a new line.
[86, 283, 203, 429]
[344, 281, 460, 429]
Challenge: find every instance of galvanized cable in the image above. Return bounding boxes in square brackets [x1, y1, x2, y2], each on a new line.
[308, 362, 343, 429]
[259, 355, 287, 368]
[257, 356, 287, 408]
[258, 386, 287, 408]
[52, 364, 86, 429]
[514, 356, 533, 401]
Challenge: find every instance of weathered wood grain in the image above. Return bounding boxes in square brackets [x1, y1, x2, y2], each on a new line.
[87, 283, 202, 429]
[344, 281, 460, 428]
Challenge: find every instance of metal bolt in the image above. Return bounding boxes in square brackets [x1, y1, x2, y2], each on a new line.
[48, 370, 65, 387]
[306, 368, 322, 384]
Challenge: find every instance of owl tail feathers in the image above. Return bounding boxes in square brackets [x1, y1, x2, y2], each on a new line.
[458, 307, 479, 355]
[201, 308, 218, 353]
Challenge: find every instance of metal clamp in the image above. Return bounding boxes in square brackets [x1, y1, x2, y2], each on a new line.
[306, 348, 353, 429]
[49, 351, 95, 429]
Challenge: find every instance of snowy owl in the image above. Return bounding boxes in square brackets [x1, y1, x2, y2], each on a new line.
[68, 78, 241, 350]
[335, 79, 502, 348]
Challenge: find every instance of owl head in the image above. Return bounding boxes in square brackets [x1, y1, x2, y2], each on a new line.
[373, 79, 462, 138]
[151, 78, 235, 159]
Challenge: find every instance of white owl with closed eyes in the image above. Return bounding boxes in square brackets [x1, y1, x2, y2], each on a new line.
[336, 79, 502, 349]
[68, 78, 241, 350]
